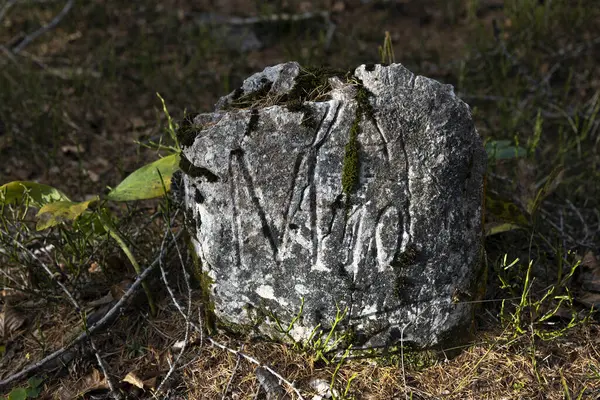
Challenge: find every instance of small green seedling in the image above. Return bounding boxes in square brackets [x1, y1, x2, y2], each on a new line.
[2, 377, 43, 400]
[0, 95, 183, 317]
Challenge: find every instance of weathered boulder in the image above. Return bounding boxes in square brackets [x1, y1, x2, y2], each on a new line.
[179, 62, 486, 349]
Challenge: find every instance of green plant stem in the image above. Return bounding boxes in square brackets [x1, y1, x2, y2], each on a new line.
[98, 210, 157, 317]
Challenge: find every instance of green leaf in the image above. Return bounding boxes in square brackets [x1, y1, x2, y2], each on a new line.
[106, 154, 180, 201]
[485, 196, 529, 225]
[0, 181, 70, 207]
[73, 212, 107, 236]
[485, 222, 523, 236]
[25, 377, 43, 398]
[485, 140, 527, 161]
[35, 197, 99, 231]
[7, 388, 27, 400]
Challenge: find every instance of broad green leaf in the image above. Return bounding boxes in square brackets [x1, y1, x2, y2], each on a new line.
[485, 140, 527, 161]
[73, 212, 107, 236]
[35, 197, 99, 231]
[0, 181, 70, 207]
[25, 377, 43, 398]
[106, 154, 180, 201]
[7, 388, 27, 400]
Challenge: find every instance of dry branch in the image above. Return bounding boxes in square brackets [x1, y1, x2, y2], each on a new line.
[11, 0, 74, 54]
[0, 231, 182, 392]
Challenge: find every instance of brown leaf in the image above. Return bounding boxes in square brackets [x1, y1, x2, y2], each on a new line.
[576, 292, 600, 309]
[88, 261, 101, 274]
[110, 279, 134, 300]
[143, 376, 157, 389]
[578, 251, 600, 292]
[582, 251, 599, 269]
[0, 304, 27, 338]
[130, 117, 146, 129]
[85, 168, 100, 183]
[61, 145, 85, 155]
[123, 371, 145, 389]
[332, 1, 346, 12]
[57, 369, 108, 400]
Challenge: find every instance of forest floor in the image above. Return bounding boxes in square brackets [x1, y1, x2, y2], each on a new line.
[1, 0, 600, 399]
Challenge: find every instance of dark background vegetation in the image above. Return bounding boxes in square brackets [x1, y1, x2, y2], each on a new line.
[1, 0, 600, 398]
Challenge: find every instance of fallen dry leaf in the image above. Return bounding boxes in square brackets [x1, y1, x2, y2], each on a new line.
[582, 251, 599, 269]
[0, 304, 27, 338]
[578, 251, 600, 292]
[130, 116, 146, 129]
[88, 261, 101, 274]
[110, 279, 134, 300]
[143, 376, 157, 389]
[56, 368, 108, 400]
[61, 144, 85, 155]
[576, 292, 600, 309]
[123, 371, 145, 389]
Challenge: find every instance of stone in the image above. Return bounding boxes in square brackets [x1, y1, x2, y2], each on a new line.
[179, 62, 487, 349]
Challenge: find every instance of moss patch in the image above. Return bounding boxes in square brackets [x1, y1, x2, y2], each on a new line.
[225, 66, 348, 112]
[341, 117, 361, 195]
[355, 83, 375, 121]
[185, 237, 216, 334]
[341, 80, 375, 197]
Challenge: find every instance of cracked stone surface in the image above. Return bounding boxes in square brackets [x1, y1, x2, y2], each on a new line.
[180, 62, 487, 348]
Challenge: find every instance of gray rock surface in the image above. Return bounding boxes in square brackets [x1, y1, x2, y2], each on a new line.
[179, 62, 486, 349]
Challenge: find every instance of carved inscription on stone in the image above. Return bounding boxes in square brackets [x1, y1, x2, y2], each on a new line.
[181, 62, 486, 348]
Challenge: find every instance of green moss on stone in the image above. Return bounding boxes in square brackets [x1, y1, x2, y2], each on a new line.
[186, 241, 216, 334]
[341, 117, 360, 195]
[341, 80, 374, 197]
[355, 85, 375, 121]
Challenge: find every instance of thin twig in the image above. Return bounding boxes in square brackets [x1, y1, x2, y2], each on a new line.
[0, 0, 17, 22]
[154, 233, 304, 399]
[11, 0, 74, 54]
[154, 214, 193, 395]
[565, 199, 589, 243]
[1, 231, 123, 398]
[222, 346, 244, 400]
[0, 230, 182, 392]
[1, 230, 81, 312]
[89, 337, 122, 400]
[399, 305, 430, 400]
[207, 339, 304, 400]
